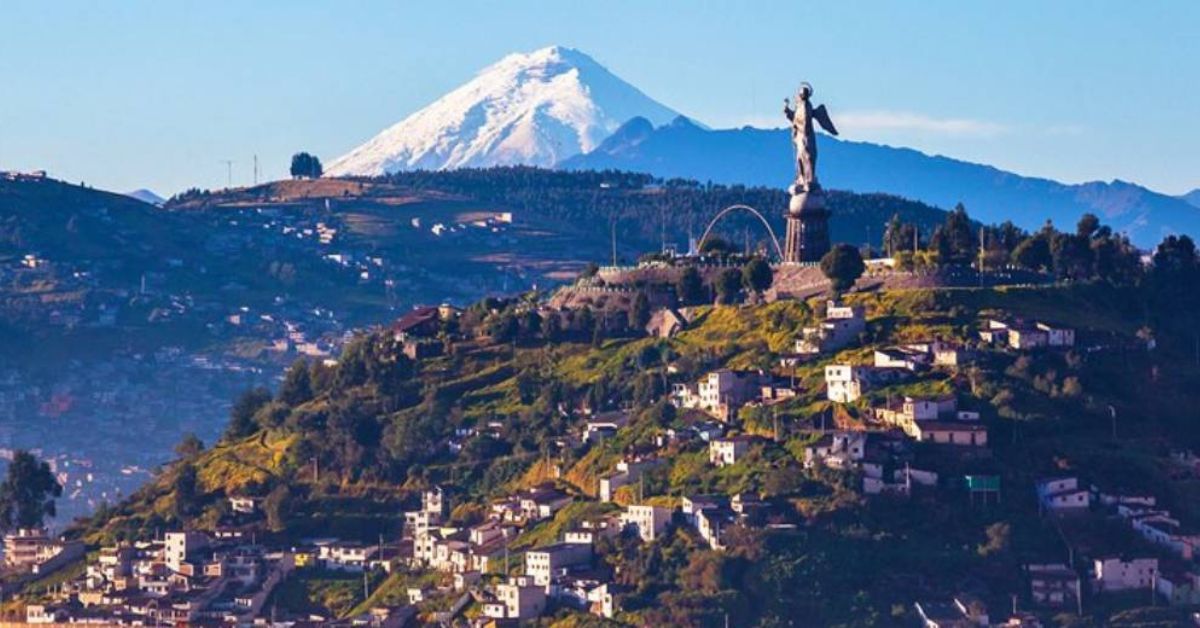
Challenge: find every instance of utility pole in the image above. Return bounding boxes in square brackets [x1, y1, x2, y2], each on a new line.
[660, 205, 666, 254]
[610, 215, 617, 267]
[253, 154, 259, 186]
[219, 159, 234, 188]
[1108, 405, 1118, 441]
[979, 226, 987, 270]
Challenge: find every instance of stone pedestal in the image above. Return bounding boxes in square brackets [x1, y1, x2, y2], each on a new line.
[783, 188, 831, 264]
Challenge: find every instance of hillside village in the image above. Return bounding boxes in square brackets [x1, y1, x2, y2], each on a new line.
[0, 169, 982, 525]
[2, 6, 1198, 626]
[3, 169, 1200, 627]
[1, 215, 1197, 628]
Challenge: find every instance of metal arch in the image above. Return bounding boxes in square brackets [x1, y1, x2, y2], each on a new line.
[697, 204, 784, 260]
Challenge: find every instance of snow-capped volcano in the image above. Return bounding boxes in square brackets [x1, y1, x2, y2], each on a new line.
[325, 46, 680, 176]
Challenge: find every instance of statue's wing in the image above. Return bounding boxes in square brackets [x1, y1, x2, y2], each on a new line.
[813, 105, 839, 136]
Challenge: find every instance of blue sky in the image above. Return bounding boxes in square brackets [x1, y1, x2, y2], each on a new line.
[2, 1, 1197, 196]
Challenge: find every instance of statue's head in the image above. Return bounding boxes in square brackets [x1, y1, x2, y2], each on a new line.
[797, 82, 813, 100]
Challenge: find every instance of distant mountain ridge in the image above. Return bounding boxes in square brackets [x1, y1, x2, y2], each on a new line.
[326, 45, 1196, 247]
[326, 46, 679, 176]
[1182, 189, 1200, 209]
[560, 116, 1199, 248]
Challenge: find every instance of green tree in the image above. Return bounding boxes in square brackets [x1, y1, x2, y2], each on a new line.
[714, 268, 743, 305]
[1091, 233, 1140, 285]
[1151, 234, 1198, 286]
[882, 213, 905, 256]
[677, 266, 705, 305]
[1051, 232, 1092, 281]
[515, 369, 539, 404]
[289, 152, 323, 178]
[1148, 235, 1200, 325]
[488, 311, 520, 343]
[1011, 235, 1052, 271]
[174, 433, 204, 459]
[934, 203, 977, 263]
[977, 522, 1011, 557]
[278, 359, 314, 406]
[542, 312, 563, 341]
[819, 244, 865, 293]
[574, 306, 595, 338]
[0, 451, 62, 531]
[631, 291, 652, 331]
[741, 257, 773, 293]
[1076, 213, 1101, 239]
[263, 484, 293, 532]
[226, 387, 272, 440]
[700, 237, 736, 257]
[994, 220, 1025, 253]
[171, 464, 200, 520]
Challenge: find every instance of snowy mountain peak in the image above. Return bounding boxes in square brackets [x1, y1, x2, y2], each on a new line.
[325, 47, 680, 176]
[124, 188, 165, 206]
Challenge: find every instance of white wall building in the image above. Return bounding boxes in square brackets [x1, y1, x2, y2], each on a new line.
[1092, 557, 1158, 592]
[1036, 477, 1091, 514]
[620, 505, 671, 542]
[825, 364, 869, 403]
[709, 436, 752, 467]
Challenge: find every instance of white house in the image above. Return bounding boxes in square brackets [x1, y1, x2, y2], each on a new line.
[620, 505, 671, 542]
[695, 370, 761, 421]
[1092, 556, 1158, 592]
[1155, 570, 1200, 606]
[709, 436, 753, 467]
[825, 364, 869, 403]
[680, 494, 737, 550]
[1027, 563, 1080, 608]
[803, 431, 867, 470]
[932, 341, 969, 367]
[524, 543, 593, 587]
[873, 345, 930, 371]
[794, 301, 866, 355]
[1037, 322, 1076, 347]
[1036, 477, 1091, 514]
[873, 395, 957, 432]
[163, 532, 208, 573]
[320, 541, 377, 572]
[517, 485, 573, 522]
[911, 421, 988, 447]
[598, 458, 663, 502]
[227, 496, 260, 515]
[490, 577, 546, 620]
[1130, 514, 1200, 560]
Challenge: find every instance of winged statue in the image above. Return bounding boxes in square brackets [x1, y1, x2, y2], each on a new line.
[784, 82, 838, 194]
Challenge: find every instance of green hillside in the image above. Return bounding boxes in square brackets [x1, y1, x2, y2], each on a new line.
[67, 275, 1200, 625]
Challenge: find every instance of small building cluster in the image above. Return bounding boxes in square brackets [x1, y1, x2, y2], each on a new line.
[979, 318, 1076, 350]
[794, 301, 866, 355]
[671, 369, 793, 422]
[18, 530, 292, 625]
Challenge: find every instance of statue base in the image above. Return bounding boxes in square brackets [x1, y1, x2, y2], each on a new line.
[787, 187, 827, 216]
[783, 186, 831, 264]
